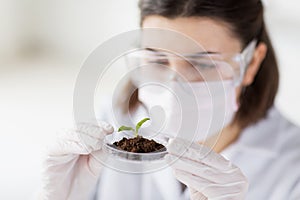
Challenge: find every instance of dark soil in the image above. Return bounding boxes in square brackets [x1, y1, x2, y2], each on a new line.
[113, 136, 166, 153]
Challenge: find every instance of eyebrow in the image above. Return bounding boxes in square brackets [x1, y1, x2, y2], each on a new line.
[144, 47, 220, 55]
[194, 51, 220, 55]
[144, 47, 158, 52]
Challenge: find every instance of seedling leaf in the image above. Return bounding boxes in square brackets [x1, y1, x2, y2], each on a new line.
[118, 126, 135, 132]
[135, 117, 150, 135]
[117, 118, 151, 137]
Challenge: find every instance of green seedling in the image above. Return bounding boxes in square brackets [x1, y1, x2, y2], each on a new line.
[118, 117, 150, 137]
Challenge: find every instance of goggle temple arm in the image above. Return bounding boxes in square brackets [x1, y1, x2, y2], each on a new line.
[237, 39, 258, 85]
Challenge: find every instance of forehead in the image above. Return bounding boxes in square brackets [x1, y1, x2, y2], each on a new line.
[142, 16, 242, 53]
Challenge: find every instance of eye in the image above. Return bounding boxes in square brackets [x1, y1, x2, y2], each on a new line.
[190, 60, 215, 69]
[152, 58, 169, 65]
[142, 49, 170, 65]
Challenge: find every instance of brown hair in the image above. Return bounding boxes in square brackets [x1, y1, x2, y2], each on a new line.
[126, 0, 279, 129]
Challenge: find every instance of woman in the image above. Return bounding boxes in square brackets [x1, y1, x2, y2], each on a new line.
[40, 0, 300, 199]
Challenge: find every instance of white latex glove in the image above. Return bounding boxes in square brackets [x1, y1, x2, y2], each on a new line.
[165, 139, 248, 200]
[39, 122, 114, 200]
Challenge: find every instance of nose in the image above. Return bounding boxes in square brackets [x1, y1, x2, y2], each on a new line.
[167, 57, 205, 82]
[167, 57, 190, 80]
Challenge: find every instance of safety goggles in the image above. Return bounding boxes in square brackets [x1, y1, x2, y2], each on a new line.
[126, 40, 257, 86]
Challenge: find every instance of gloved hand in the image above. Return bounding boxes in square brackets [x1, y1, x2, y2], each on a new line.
[40, 122, 114, 200]
[165, 138, 248, 200]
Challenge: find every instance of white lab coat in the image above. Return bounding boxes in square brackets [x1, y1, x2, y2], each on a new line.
[93, 105, 300, 200]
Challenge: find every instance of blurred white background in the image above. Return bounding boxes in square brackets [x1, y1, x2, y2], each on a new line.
[0, 0, 299, 199]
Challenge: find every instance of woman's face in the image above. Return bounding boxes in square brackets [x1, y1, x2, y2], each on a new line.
[142, 16, 266, 103]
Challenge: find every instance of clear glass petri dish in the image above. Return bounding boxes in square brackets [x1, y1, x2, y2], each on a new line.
[103, 131, 170, 162]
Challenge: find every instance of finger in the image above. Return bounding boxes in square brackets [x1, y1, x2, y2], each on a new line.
[58, 128, 105, 145]
[58, 122, 114, 142]
[75, 122, 114, 139]
[44, 152, 77, 166]
[77, 132, 103, 151]
[48, 140, 91, 156]
[165, 154, 242, 184]
[57, 129, 81, 143]
[98, 121, 114, 132]
[88, 150, 109, 175]
[49, 133, 103, 156]
[174, 170, 247, 199]
[59, 130, 103, 150]
[167, 138, 232, 171]
[173, 169, 214, 193]
[201, 182, 248, 199]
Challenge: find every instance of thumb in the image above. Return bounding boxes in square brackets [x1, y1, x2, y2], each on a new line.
[88, 150, 108, 176]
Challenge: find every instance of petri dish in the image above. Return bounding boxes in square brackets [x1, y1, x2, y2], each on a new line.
[103, 131, 170, 162]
